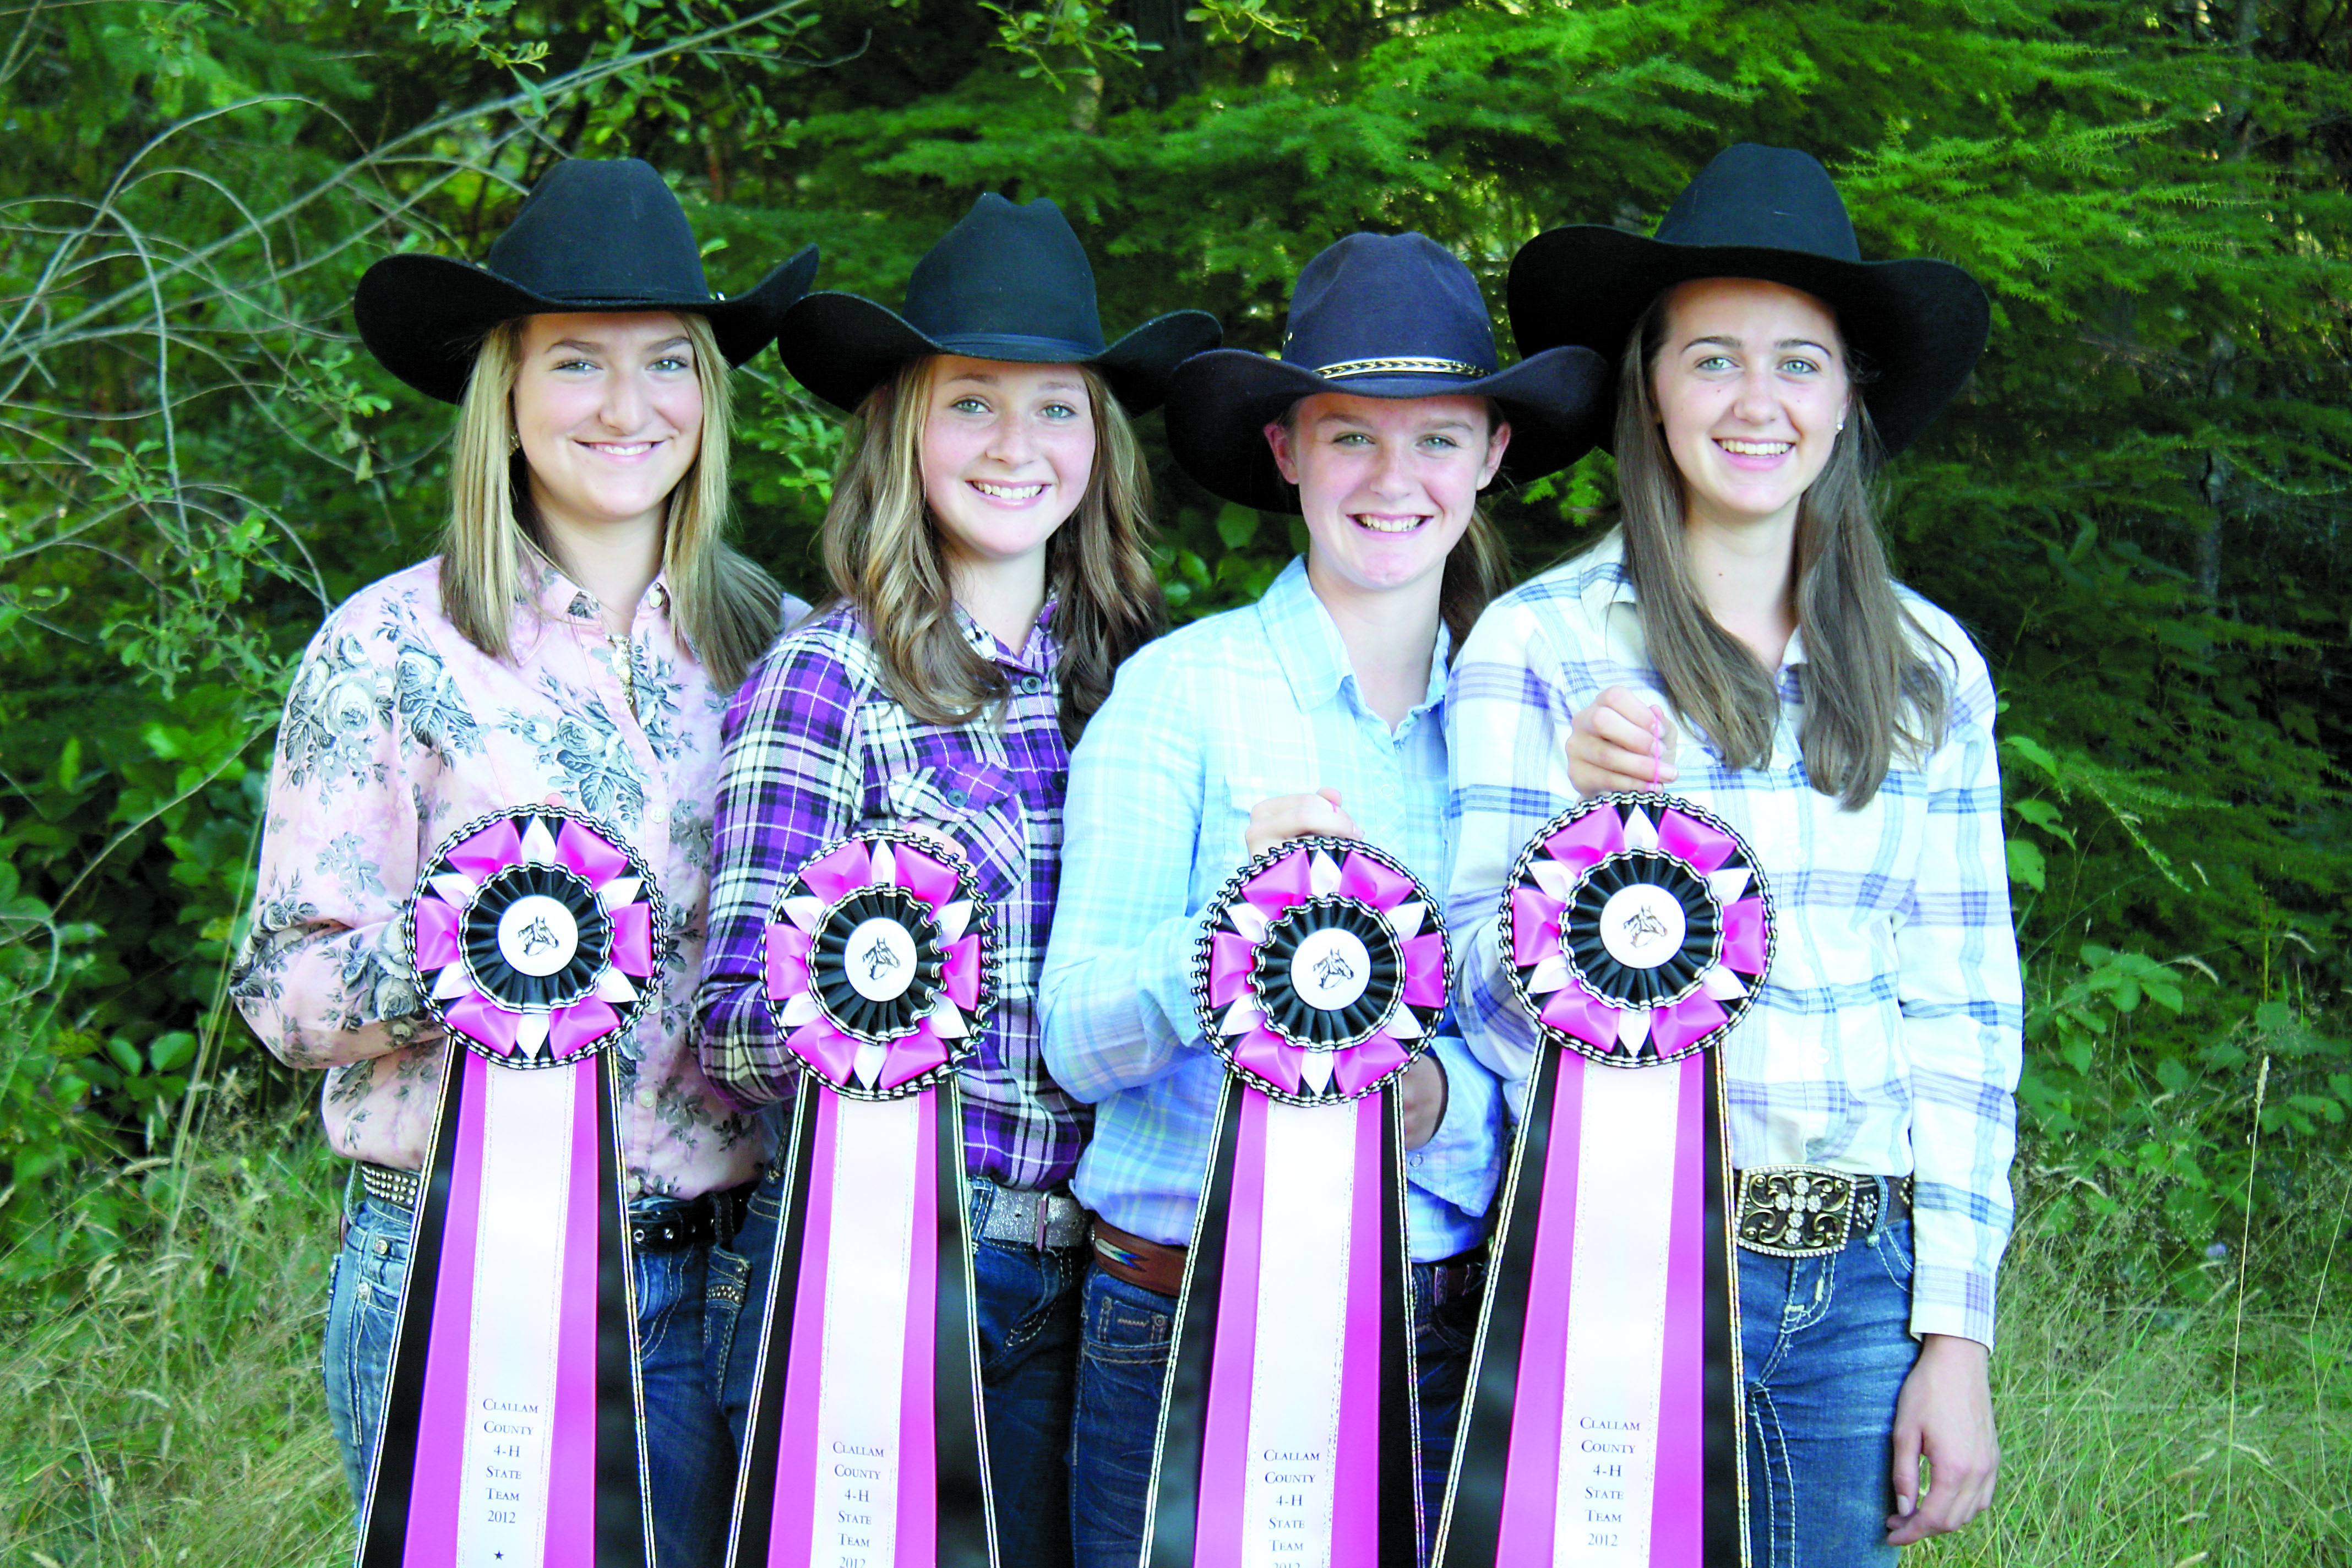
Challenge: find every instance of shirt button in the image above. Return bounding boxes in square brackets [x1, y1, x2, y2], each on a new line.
[372, 1237, 390, 1256]
[1019, 675, 1043, 695]
[625, 1174, 643, 1199]
[947, 788, 969, 807]
[1052, 771, 1068, 793]
[635, 1084, 657, 1109]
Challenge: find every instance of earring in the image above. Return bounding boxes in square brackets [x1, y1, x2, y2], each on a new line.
[1836, 415, 1847, 433]
[508, 429, 521, 454]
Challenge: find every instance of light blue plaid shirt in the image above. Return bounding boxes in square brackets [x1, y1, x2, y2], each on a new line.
[1445, 532, 2023, 1348]
[1041, 558, 1505, 1261]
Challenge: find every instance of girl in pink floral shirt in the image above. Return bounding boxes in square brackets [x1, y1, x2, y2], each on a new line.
[231, 157, 814, 1561]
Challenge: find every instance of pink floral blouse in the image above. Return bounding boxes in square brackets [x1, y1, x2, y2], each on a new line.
[232, 555, 780, 1200]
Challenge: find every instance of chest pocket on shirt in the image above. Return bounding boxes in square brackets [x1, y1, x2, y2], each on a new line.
[880, 759, 1019, 877]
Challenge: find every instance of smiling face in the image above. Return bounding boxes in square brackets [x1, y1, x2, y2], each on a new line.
[918, 355, 1097, 578]
[1651, 277, 1852, 537]
[1266, 392, 1508, 611]
[511, 312, 703, 537]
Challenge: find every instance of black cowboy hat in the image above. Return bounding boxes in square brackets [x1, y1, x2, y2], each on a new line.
[776, 193, 1221, 414]
[1163, 231, 1610, 514]
[1507, 144, 1988, 457]
[355, 158, 818, 404]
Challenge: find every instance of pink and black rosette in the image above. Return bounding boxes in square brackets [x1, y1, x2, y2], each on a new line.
[760, 829, 993, 1101]
[1500, 792, 1773, 1066]
[1191, 836, 1449, 1106]
[406, 805, 665, 1066]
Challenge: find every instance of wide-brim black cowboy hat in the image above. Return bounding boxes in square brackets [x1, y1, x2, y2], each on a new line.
[777, 192, 1220, 415]
[1507, 144, 1989, 457]
[1164, 231, 1611, 514]
[355, 158, 818, 404]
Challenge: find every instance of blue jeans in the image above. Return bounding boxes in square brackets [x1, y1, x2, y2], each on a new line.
[707, 1168, 1086, 1568]
[1068, 1259, 1477, 1568]
[323, 1185, 737, 1564]
[1739, 1202, 1923, 1568]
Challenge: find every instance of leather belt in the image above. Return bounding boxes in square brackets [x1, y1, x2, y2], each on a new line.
[1419, 1248, 1487, 1308]
[1734, 1166, 1911, 1258]
[359, 1161, 421, 1212]
[1089, 1213, 1186, 1297]
[356, 1161, 754, 1256]
[972, 1179, 1090, 1251]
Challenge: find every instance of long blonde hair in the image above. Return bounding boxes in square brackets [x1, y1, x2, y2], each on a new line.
[440, 313, 783, 692]
[820, 357, 1165, 740]
[1613, 296, 1950, 809]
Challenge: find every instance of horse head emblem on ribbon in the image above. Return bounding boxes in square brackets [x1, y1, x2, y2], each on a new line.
[1619, 905, 1670, 949]
[1311, 948, 1357, 989]
[514, 913, 562, 957]
[862, 937, 903, 983]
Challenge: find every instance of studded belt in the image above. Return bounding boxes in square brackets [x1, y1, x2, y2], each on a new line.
[972, 1180, 1090, 1251]
[359, 1161, 422, 1212]
[1733, 1166, 1912, 1258]
[356, 1161, 753, 1255]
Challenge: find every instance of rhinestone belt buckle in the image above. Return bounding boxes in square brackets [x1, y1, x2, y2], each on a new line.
[1735, 1164, 1871, 1258]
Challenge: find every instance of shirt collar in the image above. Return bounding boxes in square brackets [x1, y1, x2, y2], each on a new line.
[1256, 556, 1450, 718]
[525, 548, 673, 627]
[952, 595, 1060, 674]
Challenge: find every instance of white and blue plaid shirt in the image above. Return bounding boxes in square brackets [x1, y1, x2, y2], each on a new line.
[1041, 558, 1506, 1261]
[1445, 532, 2023, 1348]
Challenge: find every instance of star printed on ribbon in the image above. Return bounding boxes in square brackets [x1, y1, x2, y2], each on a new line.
[761, 829, 992, 1100]
[1191, 836, 1449, 1107]
[1501, 792, 1774, 1067]
[407, 806, 665, 1067]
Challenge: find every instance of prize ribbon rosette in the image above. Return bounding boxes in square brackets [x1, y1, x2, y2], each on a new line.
[409, 806, 666, 1065]
[362, 805, 664, 1568]
[1193, 835, 1450, 1105]
[1146, 837, 1441, 1568]
[731, 829, 999, 1568]
[1440, 793, 1774, 1568]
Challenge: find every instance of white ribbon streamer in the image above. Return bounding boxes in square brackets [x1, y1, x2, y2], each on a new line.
[1553, 1064, 1680, 1565]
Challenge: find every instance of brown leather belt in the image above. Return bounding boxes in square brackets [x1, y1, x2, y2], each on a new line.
[1089, 1213, 1187, 1297]
[1091, 1215, 1491, 1308]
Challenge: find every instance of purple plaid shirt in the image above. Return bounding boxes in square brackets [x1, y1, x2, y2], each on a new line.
[696, 598, 1087, 1191]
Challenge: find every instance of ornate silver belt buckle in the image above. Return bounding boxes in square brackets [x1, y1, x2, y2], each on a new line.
[1735, 1164, 1859, 1257]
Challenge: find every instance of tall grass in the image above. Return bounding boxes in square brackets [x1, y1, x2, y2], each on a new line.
[0, 1112, 346, 1566]
[0, 1119, 2343, 1566]
[1918, 1165, 2352, 1567]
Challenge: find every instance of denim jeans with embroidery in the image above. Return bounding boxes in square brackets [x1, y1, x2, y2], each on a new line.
[1066, 1259, 1477, 1568]
[1738, 1201, 1924, 1568]
[322, 1185, 736, 1564]
[706, 1166, 1086, 1568]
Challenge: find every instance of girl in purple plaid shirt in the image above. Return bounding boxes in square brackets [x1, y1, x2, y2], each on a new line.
[694, 193, 1217, 1567]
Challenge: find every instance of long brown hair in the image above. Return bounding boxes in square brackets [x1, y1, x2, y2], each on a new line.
[820, 357, 1166, 740]
[441, 313, 783, 692]
[1613, 293, 1950, 809]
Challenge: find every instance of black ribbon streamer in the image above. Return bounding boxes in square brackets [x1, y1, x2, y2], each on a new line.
[1144, 1077, 1419, 1568]
[356, 1053, 648, 1567]
[1436, 1049, 1746, 1568]
[723, 1082, 994, 1567]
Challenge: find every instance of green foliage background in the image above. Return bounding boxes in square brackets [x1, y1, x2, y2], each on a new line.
[1, 0, 2346, 1498]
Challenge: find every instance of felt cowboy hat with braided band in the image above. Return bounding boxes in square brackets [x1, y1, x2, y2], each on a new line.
[1162, 231, 1611, 514]
[1506, 143, 1989, 457]
[355, 157, 818, 404]
[777, 192, 1222, 415]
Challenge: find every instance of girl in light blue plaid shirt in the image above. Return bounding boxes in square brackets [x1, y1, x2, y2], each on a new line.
[1451, 145, 2023, 1566]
